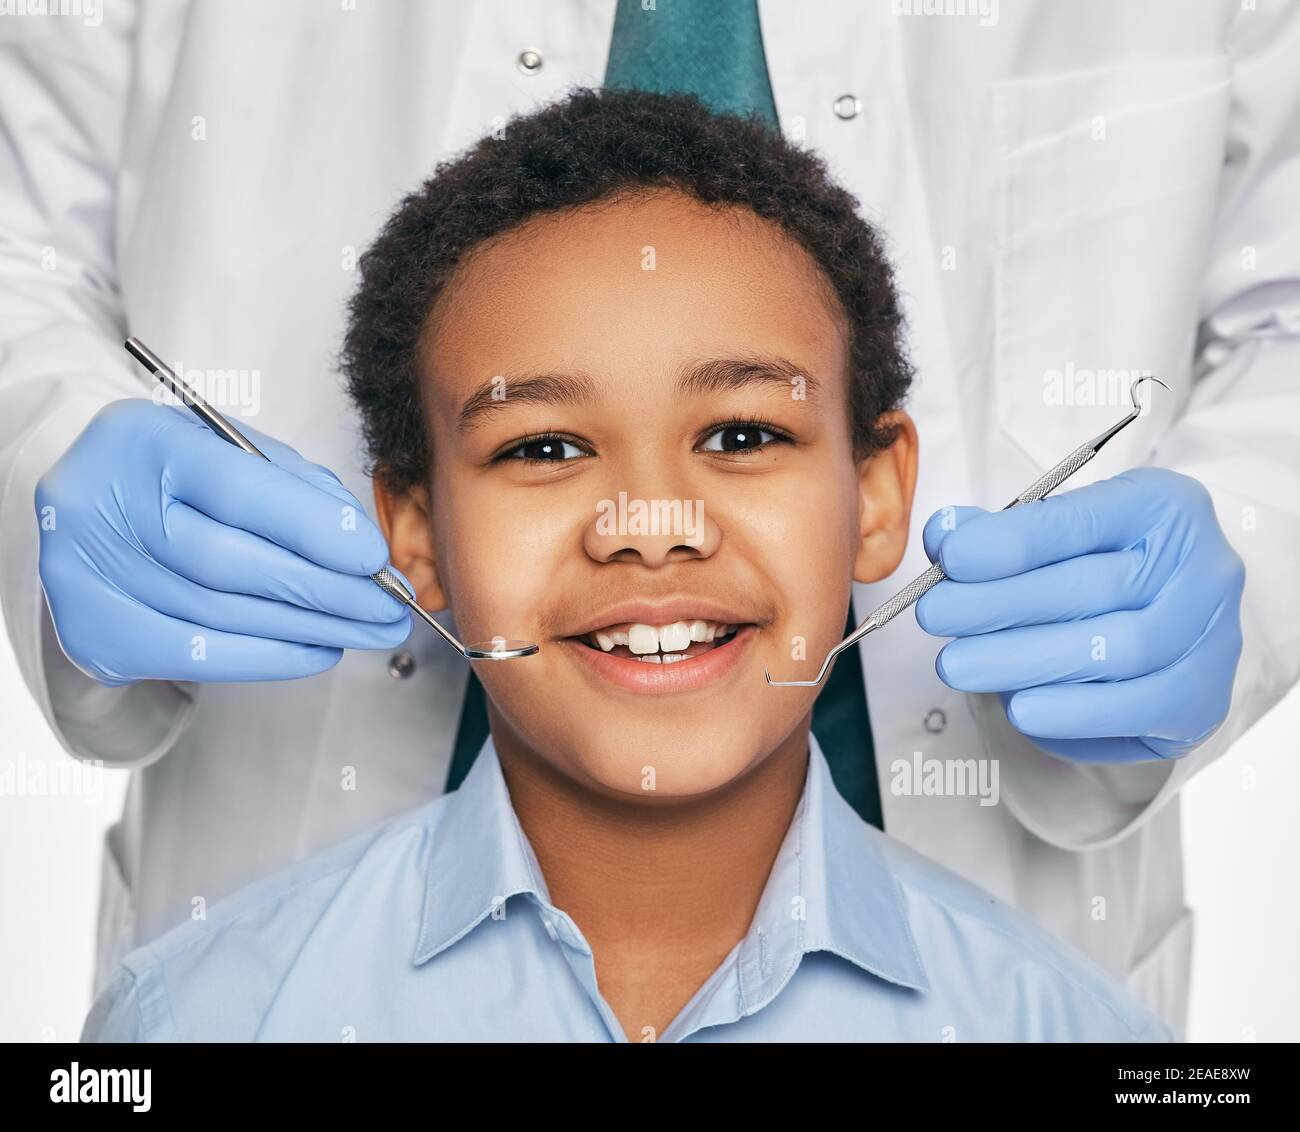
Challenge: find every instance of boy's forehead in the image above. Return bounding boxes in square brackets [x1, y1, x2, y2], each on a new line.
[419, 189, 848, 406]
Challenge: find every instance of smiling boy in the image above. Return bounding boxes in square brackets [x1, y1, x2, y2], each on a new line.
[83, 88, 1167, 1043]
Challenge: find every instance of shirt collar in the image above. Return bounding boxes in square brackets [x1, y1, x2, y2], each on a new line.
[413, 735, 551, 964]
[414, 733, 930, 1000]
[733, 732, 929, 1016]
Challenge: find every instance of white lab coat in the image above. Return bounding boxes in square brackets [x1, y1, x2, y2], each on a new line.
[2, 0, 1298, 1039]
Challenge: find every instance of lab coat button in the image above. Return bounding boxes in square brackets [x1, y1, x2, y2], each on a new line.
[516, 48, 544, 75]
[387, 651, 416, 679]
[833, 94, 861, 120]
[924, 708, 947, 734]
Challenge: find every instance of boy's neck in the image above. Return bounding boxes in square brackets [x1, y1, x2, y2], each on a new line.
[489, 713, 812, 1039]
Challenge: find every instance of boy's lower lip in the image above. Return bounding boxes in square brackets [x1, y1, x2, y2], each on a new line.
[559, 625, 755, 693]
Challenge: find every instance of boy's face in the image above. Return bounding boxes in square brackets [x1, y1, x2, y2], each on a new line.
[378, 189, 916, 802]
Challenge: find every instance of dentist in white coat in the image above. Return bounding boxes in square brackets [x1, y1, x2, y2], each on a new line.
[2, 0, 1297, 1039]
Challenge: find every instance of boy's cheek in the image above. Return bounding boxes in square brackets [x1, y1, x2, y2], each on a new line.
[728, 475, 859, 638]
[433, 488, 563, 632]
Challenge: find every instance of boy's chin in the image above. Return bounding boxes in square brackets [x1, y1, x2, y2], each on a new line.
[565, 728, 778, 802]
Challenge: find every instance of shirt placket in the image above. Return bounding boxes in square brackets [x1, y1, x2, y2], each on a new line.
[532, 901, 629, 1043]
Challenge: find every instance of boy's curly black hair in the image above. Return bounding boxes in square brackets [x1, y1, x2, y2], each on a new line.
[341, 86, 913, 492]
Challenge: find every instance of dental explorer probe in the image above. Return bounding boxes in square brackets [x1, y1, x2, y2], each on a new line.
[764, 374, 1171, 688]
[123, 336, 538, 662]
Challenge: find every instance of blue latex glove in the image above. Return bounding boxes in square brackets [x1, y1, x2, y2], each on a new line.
[35, 398, 411, 685]
[915, 467, 1245, 762]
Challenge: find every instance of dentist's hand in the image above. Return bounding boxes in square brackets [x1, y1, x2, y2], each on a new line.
[915, 468, 1245, 763]
[35, 398, 411, 685]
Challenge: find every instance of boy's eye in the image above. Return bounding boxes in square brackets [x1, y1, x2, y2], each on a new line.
[698, 423, 787, 454]
[498, 434, 588, 463]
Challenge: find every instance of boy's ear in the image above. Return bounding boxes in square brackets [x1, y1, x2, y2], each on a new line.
[853, 410, 919, 585]
[372, 476, 448, 612]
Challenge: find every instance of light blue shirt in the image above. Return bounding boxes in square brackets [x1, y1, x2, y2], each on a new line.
[83, 735, 1170, 1043]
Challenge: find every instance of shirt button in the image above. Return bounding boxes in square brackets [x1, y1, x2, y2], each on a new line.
[387, 651, 416, 680]
[516, 48, 543, 75]
[542, 918, 559, 941]
[924, 708, 947, 734]
[833, 94, 861, 120]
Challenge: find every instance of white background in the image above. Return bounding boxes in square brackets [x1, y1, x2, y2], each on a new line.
[1, 605, 1296, 1042]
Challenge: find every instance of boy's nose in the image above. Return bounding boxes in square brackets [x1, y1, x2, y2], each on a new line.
[583, 490, 721, 566]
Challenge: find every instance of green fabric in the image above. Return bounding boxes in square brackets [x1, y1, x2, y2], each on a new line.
[445, 0, 883, 830]
[603, 0, 779, 127]
[812, 610, 882, 829]
[447, 670, 490, 794]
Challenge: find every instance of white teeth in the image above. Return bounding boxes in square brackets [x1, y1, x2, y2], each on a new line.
[587, 619, 741, 654]
[627, 624, 660, 655]
[659, 621, 692, 652]
[635, 653, 662, 664]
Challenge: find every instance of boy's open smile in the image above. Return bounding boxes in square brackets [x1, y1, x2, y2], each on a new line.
[560, 597, 764, 693]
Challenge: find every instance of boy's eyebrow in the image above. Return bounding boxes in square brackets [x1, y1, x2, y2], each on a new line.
[456, 356, 819, 432]
[675, 356, 820, 399]
[457, 372, 597, 432]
